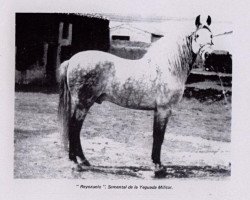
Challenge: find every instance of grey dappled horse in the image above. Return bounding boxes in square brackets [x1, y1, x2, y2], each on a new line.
[58, 15, 214, 176]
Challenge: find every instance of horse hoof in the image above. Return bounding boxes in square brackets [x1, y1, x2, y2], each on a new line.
[69, 156, 78, 164]
[154, 165, 167, 178]
[74, 161, 91, 172]
[75, 164, 84, 172]
[80, 159, 91, 167]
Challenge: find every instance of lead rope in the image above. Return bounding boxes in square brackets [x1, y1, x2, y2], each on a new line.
[206, 30, 232, 106]
[209, 65, 229, 107]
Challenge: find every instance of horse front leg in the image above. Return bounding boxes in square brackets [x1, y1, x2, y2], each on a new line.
[69, 105, 91, 166]
[151, 107, 172, 175]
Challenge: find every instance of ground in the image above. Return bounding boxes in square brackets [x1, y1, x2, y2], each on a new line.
[14, 91, 231, 179]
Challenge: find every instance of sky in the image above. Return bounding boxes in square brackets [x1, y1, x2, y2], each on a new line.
[81, 0, 236, 21]
[7, 0, 244, 23]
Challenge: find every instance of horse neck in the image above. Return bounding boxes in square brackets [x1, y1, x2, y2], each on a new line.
[143, 35, 196, 84]
[174, 36, 197, 83]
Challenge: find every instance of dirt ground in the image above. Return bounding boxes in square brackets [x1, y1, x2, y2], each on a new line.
[14, 91, 231, 179]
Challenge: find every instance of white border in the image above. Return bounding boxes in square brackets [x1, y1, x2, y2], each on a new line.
[1, 0, 250, 199]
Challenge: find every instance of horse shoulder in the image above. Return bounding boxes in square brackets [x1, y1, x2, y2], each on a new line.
[153, 66, 185, 107]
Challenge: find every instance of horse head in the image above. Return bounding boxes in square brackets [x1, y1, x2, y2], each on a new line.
[191, 15, 214, 60]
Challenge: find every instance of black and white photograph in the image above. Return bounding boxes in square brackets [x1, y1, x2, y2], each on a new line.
[14, 12, 232, 179]
[1, 0, 250, 199]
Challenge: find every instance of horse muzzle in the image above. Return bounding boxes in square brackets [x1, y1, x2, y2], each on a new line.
[200, 45, 214, 61]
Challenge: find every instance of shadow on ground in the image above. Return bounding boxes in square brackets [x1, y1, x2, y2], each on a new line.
[74, 164, 230, 179]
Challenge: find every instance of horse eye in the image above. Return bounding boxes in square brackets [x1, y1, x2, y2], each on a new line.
[196, 34, 199, 38]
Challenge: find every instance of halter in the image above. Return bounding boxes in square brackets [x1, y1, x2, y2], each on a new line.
[184, 25, 213, 75]
[188, 25, 213, 57]
[201, 25, 211, 32]
[188, 25, 212, 41]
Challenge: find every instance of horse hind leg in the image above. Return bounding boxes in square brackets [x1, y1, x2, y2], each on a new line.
[95, 93, 107, 104]
[69, 104, 91, 166]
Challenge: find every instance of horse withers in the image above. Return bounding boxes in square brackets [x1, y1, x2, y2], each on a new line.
[58, 15, 214, 177]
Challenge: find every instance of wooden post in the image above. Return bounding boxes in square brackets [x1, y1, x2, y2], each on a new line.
[43, 42, 49, 68]
[45, 22, 73, 84]
[56, 22, 73, 68]
[45, 44, 57, 84]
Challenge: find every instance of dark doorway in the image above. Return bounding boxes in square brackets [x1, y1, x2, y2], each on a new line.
[112, 35, 130, 41]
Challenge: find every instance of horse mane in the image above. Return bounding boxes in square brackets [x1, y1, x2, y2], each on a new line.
[143, 29, 195, 83]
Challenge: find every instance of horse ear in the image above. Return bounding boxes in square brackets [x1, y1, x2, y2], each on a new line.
[195, 15, 201, 28]
[206, 15, 212, 26]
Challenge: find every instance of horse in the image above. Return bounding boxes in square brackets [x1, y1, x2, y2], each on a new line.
[58, 15, 214, 176]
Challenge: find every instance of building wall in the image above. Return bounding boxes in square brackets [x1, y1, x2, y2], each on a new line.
[16, 13, 110, 85]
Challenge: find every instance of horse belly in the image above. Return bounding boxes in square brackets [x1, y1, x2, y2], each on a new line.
[106, 78, 157, 110]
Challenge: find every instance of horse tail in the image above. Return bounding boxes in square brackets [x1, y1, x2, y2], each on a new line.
[58, 60, 71, 150]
